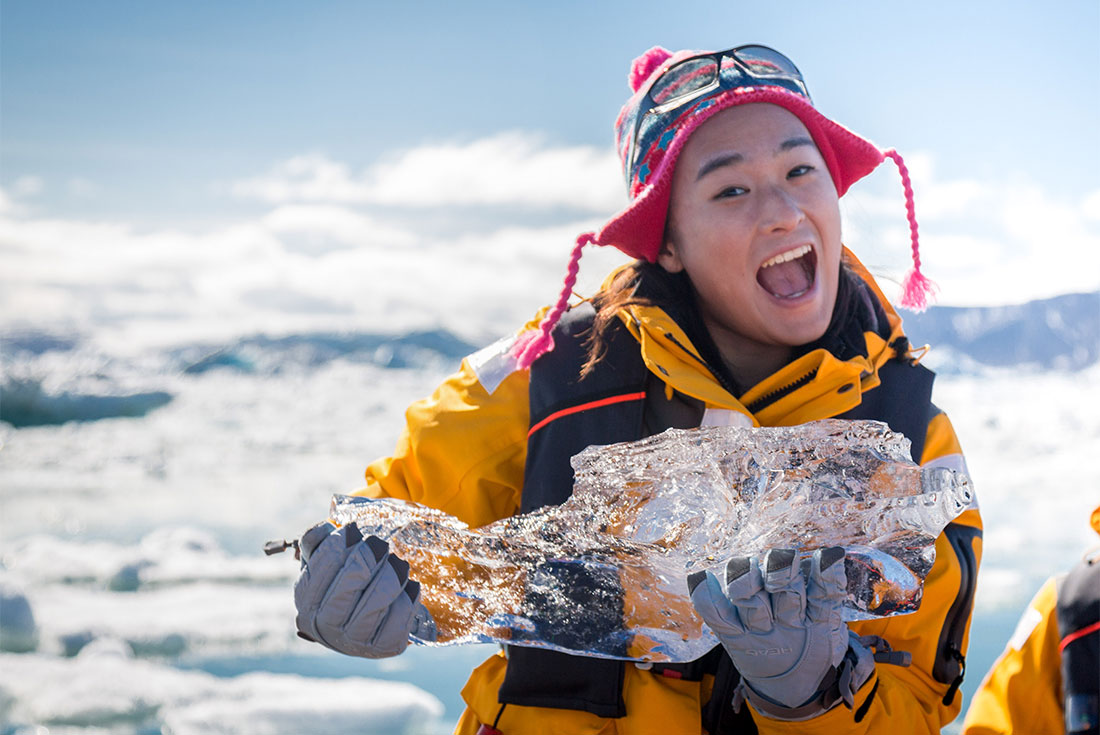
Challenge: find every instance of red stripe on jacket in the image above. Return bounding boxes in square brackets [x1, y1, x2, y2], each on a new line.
[527, 392, 647, 438]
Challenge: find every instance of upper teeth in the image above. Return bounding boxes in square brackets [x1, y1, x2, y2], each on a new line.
[761, 244, 812, 269]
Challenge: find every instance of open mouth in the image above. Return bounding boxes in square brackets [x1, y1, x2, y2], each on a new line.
[756, 244, 817, 299]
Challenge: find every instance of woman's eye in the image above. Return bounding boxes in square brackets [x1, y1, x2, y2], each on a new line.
[715, 186, 748, 199]
[788, 165, 814, 178]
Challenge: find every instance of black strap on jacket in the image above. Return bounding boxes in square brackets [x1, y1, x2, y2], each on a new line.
[500, 302, 943, 730]
[835, 357, 935, 464]
[520, 302, 649, 513]
[1056, 552, 1100, 735]
[499, 303, 645, 718]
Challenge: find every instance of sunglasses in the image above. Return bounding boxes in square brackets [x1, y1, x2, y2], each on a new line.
[626, 45, 812, 180]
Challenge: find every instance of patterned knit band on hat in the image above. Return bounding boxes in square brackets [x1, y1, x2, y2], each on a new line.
[512, 44, 934, 369]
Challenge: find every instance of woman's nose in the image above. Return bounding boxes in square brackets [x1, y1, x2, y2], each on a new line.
[760, 187, 805, 232]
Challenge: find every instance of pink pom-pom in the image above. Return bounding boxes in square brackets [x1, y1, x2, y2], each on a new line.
[513, 329, 554, 370]
[629, 47, 673, 92]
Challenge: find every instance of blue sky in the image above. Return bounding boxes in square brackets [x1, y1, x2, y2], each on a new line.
[4, 0, 1097, 217]
[1, 0, 1098, 338]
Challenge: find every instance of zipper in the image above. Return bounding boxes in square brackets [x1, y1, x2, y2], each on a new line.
[662, 331, 742, 400]
[743, 369, 819, 414]
[936, 524, 981, 705]
[663, 329, 819, 415]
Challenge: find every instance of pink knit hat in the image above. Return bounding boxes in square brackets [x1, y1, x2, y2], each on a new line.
[514, 45, 933, 368]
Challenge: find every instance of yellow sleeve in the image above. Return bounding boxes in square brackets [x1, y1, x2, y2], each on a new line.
[961, 577, 1064, 735]
[753, 409, 985, 734]
[353, 352, 531, 529]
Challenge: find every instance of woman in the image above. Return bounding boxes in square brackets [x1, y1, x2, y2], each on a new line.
[294, 44, 983, 734]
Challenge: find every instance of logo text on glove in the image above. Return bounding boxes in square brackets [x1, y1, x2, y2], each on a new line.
[745, 647, 794, 656]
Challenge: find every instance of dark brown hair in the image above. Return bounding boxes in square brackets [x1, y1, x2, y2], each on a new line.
[580, 260, 691, 377]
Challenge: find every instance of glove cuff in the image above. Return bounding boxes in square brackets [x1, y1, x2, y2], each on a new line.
[410, 601, 439, 642]
[737, 632, 881, 722]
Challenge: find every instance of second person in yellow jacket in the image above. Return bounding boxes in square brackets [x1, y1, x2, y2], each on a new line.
[962, 507, 1100, 735]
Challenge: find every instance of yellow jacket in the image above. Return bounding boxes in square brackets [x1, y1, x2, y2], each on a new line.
[356, 259, 984, 734]
[962, 507, 1100, 735]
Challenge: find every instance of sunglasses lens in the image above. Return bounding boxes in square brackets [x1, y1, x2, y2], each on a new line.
[730, 45, 803, 78]
[726, 45, 811, 100]
[649, 57, 719, 105]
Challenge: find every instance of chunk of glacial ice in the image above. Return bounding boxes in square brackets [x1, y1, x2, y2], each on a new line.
[329, 419, 973, 663]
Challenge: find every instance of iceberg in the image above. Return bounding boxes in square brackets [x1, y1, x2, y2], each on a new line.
[329, 419, 973, 663]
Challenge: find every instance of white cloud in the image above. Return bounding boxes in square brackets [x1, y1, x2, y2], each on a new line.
[841, 156, 1100, 306]
[68, 178, 100, 198]
[231, 155, 369, 205]
[0, 188, 20, 215]
[231, 133, 626, 213]
[363, 133, 625, 211]
[1081, 189, 1100, 221]
[260, 204, 417, 254]
[2, 144, 1096, 351]
[0, 189, 625, 348]
[0, 180, 44, 216]
[13, 176, 45, 197]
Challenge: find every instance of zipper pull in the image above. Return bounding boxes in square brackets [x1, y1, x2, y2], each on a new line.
[263, 538, 300, 560]
[941, 648, 966, 705]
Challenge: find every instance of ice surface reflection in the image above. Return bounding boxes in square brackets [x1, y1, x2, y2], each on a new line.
[331, 419, 972, 662]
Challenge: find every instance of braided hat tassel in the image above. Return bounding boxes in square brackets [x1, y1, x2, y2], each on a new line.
[884, 149, 936, 311]
[512, 232, 594, 369]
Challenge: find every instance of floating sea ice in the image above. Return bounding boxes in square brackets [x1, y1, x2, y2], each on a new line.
[330, 419, 973, 663]
[0, 577, 38, 653]
[0, 652, 442, 735]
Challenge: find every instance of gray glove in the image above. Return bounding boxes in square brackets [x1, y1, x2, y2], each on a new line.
[294, 521, 436, 658]
[688, 547, 877, 721]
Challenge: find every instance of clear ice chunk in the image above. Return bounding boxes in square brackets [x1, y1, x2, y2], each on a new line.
[329, 419, 973, 663]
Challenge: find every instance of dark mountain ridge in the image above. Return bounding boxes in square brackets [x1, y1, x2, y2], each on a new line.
[902, 291, 1099, 371]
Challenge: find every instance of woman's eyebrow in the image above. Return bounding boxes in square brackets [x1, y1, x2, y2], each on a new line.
[777, 136, 815, 153]
[696, 152, 743, 181]
[696, 137, 817, 181]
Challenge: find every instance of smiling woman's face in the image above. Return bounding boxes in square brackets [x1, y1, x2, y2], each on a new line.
[660, 103, 843, 376]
